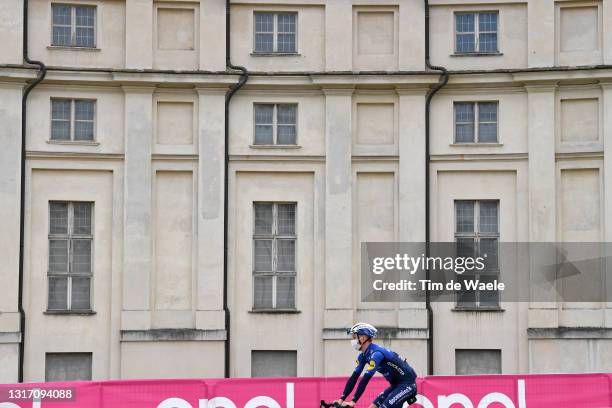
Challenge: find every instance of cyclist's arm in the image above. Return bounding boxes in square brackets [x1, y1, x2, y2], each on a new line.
[340, 357, 366, 400]
[351, 352, 384, 403]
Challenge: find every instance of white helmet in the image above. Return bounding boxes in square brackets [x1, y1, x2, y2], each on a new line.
[347, 322, 378, 338]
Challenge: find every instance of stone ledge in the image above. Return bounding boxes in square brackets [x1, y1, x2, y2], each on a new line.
[0, 332, 21, 344]
[527, 327, 612, 339]
[322, 327, 428, 340]
[120, 329, 226, 342]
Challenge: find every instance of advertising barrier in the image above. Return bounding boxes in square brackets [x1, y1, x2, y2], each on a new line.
[1, 373, 611, 408]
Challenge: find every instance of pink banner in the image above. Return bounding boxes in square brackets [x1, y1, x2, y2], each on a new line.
[1, 373, 611, 408]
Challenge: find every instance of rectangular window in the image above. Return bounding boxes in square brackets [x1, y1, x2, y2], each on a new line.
[454, 102, 498, 143]
[51, 99, 95, 141]
[254, 104, 297, 145]
[454, 200, 500, 308]
[254, 12, 297, 53]
[48, 202, 94, 311]
[253, 202, 296, 310]
[455, 349, 501, 375]
[251, 351, 297, 377]
[455, 12, 498, 53]
[45, 353, 92, 381]
[52, 4, 96, 48]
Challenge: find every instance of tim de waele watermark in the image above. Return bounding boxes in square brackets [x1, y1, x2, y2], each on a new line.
[370, 253, 505, 292]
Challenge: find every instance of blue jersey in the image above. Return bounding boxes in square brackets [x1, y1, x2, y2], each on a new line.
[341, 343, 417, 402]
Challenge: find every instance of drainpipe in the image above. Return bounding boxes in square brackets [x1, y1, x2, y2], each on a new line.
[19, 0, 47, 383]
[224, 0, 248, 379]
[424, 0, 448, 376]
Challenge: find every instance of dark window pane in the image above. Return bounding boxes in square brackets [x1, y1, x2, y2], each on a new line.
[277, 34, 295, 53]
[52, 26, 71, 46]
[277, 105, 296, 125]
[255, 33, 273, 53]
[52, 5, 71, 25]
[276, 276, 295, 309]
[253, 276, 273, 309]
[277, 204, 295, 235]
[254, 239, 273, 271]
[456, 275, 477, 307]
[455, 13, 475, 33]
[72, 240, 92, 274]
[49, 240, 69, 273]
[478, 123, 497, 142]
[456, 201, 474, 233]
[255, 13, 274, 33]
[50, 203, 69, 234]
[277, 14, 296, 34]
[455, 102, 475, 123]
[254, 125, 274, 144]
[276, 239, 295, 272]
[74, 121, 94, 141]
[75, 27, 95, 47]
[71, 277, 91, 310]
[74, 100, 94, 121]
[456, 124, 475, 143]
[73, 203, 92, 235]
[254, 203, 273, 234]
[479, 202, 498, 233]
[48, 277, 68, 310]
[479, 13, 498, 32]
[479, 238, 499, 271]
[456, 238, 476, 259]
[45, 353, 92, 382]
[479, 33, 497, 52]
[479, 274, 500, 306]
[51, 120, 71, 140]
[75, 6, 95, 28]
[277, 125, 296, 144]
[456, 34, 475, 53]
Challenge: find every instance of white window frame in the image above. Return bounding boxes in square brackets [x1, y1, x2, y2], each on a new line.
[454, 101, 498, 144]
[454, 200, 500, 308]
[50, 4, 97, 48]
[253, 103, 298, 145]
[253, 12, 298, 54]
[50, 98, 97, 142]
[47, 201, 94, 311]
[252, 202, 297, 310]
[454, 11, 499, 54]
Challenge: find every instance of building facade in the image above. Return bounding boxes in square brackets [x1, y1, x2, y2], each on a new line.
[1, 0, 612, 383]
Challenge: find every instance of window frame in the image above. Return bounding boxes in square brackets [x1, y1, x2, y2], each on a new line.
[453, 101, 499, 144]
[50, 4, 97, 48]
[253, 11, 298, 54]
[454, 200, 500, 308]
[252, 202, 297, 310]
[47, 201, 94, 312]
[253, 103, 298, 146]
[50, 98, 97, 142]
[454, 11, 499, 54]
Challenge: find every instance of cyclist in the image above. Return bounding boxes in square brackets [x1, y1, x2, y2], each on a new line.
[335, 323, 417, 408]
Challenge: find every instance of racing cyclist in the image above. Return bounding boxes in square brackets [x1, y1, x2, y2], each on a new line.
[335, 323, 418, 408]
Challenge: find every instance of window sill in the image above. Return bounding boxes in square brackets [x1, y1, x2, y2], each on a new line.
[449, 143, 503, 147]
[248, 309, 301, 314]
[249, 144, 301, 149]
[47, 45, 101, 52]
[451, 52, 503, 57]
[47, 140, 100, 146]
[44, 310, 97, 316]
[452, 307, 504, 312]
[250, 52, 301, 57]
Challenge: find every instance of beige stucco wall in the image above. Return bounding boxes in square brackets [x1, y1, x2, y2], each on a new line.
[0, 0, 611, 383]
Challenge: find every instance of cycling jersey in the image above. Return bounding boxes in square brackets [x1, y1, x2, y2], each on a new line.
[340, 343, 417, 403]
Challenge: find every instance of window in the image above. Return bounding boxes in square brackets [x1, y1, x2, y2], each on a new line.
[251, 351, 297, 377]
[455, 200, 499, 308]
[455, 349, 501, 375]
[52, 4, 96, 48]
[51, 99, 96, 142]
[254, 104, 297, 145]
[455, 12, 498, 54]
[454, 102, 498, 143]
[48, 202, 94, 311]
[253, 203, 296, 310]
[45, 353, 92, 381]
[254, 12, 297, 53]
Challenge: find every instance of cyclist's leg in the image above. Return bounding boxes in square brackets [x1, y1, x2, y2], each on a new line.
[371, 385, 394, 408]
[379, 383, 417, 408]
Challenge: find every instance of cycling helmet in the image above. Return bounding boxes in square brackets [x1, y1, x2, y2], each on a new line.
[347, 323, 378, 338]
